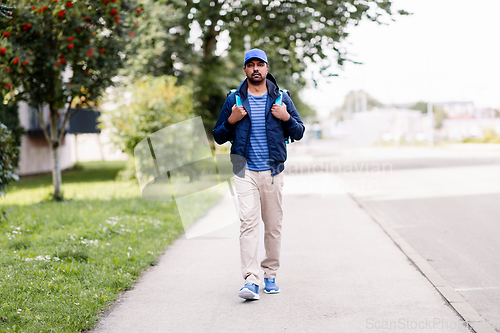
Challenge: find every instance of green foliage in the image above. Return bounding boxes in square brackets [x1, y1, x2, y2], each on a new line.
[99, 75, 195, 180]
[411, 101, 428, 113]
[0, 0, 142, 108]
[0, 97, 24, 168]
[334, 90, 383, 120]
[193, 56, 240, 131]
[433, 106, 446, 129]
[124, 1, 408, 128]
[0, 0, 144, 200]
[463, 129, 500, 144]
[169, 0, 408, 125]
[0, 122, 19, 198]
[121, 0, 193, 82]
[410, 102, 446, 129]
[100, 75, 195, 155]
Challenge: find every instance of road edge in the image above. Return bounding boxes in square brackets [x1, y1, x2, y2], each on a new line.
[347, 192, 497, 333]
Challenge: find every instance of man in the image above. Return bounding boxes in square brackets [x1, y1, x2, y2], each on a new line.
[212, 48, 305, 300]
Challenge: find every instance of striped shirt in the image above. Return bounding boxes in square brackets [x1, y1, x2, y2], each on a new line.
[246, 92, 270, 171]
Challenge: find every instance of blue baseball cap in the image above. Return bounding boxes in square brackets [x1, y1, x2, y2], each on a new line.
[244, 48, 268, 66]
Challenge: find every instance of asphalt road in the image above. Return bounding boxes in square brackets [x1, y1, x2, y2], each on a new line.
[287, 140, 500, 331]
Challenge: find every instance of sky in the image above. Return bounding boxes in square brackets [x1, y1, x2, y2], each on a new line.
[300, 0, 500, 117]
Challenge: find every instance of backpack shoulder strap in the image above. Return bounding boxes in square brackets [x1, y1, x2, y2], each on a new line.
[276, 88, 295, 145]
[227, 89, 242, 106]
[275, 89, 283, 106]
[275, 89, 290, 106]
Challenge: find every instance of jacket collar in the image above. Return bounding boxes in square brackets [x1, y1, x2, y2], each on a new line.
[236, 73, 280, 102]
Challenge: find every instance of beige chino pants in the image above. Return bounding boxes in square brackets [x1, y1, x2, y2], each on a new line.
[233, 169, 284, 286]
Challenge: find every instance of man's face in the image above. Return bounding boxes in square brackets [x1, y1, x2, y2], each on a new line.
[244, 59, 269, 84]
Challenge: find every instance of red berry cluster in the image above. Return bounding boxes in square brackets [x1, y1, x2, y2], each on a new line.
[1, 0, 143, 87]
[55, 52, 67, 68]
[0, 51, 29, 68]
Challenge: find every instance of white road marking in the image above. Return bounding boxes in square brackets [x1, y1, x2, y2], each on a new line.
[455, 286, 500, 291]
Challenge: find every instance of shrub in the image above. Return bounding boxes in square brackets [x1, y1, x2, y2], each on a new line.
[0, 122, 19, 197]
[99, 75, 195, 180]
[0, 122, 20, 221]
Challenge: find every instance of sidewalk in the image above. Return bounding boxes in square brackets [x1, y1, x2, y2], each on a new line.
[92, 173, 471, 333]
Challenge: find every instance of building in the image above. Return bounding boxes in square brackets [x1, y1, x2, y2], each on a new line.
[14, 101, 126, 176]
[433, 101, 475, 119]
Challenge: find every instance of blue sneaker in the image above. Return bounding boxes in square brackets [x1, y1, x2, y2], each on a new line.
[238, 283, 260, 300]
[264, 278, 280, 294]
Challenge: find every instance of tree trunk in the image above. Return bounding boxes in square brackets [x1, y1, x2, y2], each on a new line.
[51, 144, 63, 200]
[74, 133, 79, 162]
[49, 104, 63, 201]
[35, 98, 74, 201]
[97, 132, 105, 161]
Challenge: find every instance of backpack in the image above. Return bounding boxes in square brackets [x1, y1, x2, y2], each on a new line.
[227, 89, 294, 144]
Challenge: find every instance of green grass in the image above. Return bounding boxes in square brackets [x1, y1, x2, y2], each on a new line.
[0, 161, 225, 332]
[462, 129, 500, 144]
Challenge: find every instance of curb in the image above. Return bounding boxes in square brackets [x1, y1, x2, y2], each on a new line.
[347, 193, 497, 333]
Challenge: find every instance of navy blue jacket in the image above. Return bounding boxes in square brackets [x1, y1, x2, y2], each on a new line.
[212, 73, 305, 177]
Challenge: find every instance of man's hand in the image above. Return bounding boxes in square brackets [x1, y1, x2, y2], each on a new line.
[271, 103, 290, 121]
[228, 104, 247, 124]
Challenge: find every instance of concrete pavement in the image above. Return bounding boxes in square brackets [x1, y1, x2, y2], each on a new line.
[92, 172, 475, 333]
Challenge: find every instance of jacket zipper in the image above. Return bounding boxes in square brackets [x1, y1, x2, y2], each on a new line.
[243, 87, 278, 184]
[265, 94, 275, 184]
[244, 96, 251, 161]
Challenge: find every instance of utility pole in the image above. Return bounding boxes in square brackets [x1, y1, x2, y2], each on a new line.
[362, 91, 367, 112]
[428, 102, 434, 147]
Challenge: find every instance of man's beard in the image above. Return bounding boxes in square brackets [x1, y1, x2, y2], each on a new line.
[247, 72, 265, 84]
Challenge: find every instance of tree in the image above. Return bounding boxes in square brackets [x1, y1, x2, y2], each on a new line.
[0, 0, 142, 201]
[0, 122, 18, 196]
[169, 0, 410, 127]
[334, 90, 383, 120]
[433, 106, 446, 129]
[98, 75, 195, 180]
[120, 0, 193, 81]
[118, 1, 409, 132]
[410, 101, 427, 113]
[411, 101, 446, 129]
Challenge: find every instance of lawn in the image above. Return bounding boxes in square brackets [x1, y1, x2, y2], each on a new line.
[0, 161, 224, 332]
